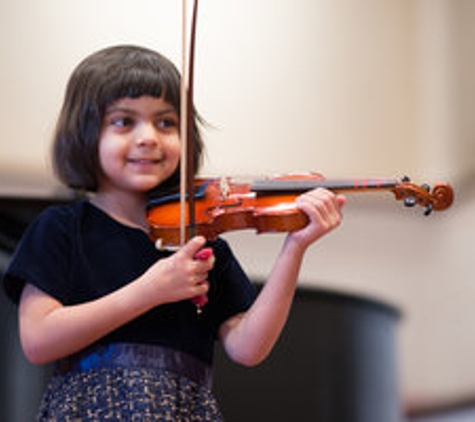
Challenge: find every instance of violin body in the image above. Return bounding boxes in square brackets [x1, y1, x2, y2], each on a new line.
[146, 174, 454, 248]
[147, 177, 306, 247]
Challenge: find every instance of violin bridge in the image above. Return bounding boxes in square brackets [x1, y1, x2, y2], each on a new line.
[219, 177, 231, 201]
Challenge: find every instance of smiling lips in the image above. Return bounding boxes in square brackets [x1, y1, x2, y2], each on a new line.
[128, 157, 162, 166]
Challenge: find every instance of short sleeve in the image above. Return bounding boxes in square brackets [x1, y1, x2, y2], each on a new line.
[3, 206, 74, 304]
[207, 238, 257, 327]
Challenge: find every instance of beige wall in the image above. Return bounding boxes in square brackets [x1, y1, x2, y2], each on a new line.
[1, 0, 474, 407]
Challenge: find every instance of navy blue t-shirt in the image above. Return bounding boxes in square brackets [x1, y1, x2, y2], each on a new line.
[3, 201, 257, 364]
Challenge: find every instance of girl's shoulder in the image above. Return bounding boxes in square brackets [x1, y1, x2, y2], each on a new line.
[3, 201, 116, 304]
[3, 201, 87, 304]
[29, 200, 93, 231]
[36, 200, 88, 220]
[16, 202, 85, 245]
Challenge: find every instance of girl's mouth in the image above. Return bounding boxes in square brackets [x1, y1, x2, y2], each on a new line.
[128, 157, 161, 165]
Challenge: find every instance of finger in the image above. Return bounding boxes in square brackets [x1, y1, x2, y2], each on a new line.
[320, 192, 342, 222]
[194, 247, 214, 261]
[298, 190, 342, 227]
[336, 194, 346, 208]
[196, 279, 210, 290]
[297, 189, 335, 215]
[179, 236, 207, 259]
[194, 247, 216, 269]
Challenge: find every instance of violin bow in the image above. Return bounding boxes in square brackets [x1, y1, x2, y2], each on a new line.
[180, 0, 199, 245]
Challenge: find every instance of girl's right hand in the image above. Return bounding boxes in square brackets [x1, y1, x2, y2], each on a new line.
[142, 236, 214, 306]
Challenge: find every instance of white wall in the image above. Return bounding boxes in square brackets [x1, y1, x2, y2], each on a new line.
[1, 0, 474, 409]
[0, 0, 422, 181]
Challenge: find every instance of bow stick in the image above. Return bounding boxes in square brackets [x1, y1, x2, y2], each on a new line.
[180, 0, 198, 246]
[181, 0, 211, 313]
[180, 0, 199, 245]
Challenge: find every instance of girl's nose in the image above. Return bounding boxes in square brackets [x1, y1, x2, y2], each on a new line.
[136, 137, 158, 148]
[136, 124, 159, 147]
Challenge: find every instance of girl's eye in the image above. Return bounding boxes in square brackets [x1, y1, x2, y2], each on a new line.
[156, 117, 178, 130]
[111, 116, 134, 128]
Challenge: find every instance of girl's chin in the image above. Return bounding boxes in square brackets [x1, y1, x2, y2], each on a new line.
[124, 171, 177, 193]
[126, 177, 161, 193]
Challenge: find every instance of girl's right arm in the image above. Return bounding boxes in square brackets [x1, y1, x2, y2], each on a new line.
[19, 236, 212, 365]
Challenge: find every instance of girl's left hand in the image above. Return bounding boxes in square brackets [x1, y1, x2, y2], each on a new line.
[289, 188, 345, 248]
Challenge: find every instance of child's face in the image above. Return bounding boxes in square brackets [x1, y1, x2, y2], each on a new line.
[97, 95, 181, 195]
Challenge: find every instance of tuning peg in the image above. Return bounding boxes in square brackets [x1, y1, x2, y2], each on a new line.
[421, 183, 431, 192]
[402, 175, 411, 182]
[404, 195, 416, 207]
[424, 203, 433, 216]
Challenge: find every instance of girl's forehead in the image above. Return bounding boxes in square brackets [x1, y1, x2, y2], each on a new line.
[106, 95, 177, 113]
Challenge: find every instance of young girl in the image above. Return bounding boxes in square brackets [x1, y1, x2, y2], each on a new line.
[3, 45, 345, 420]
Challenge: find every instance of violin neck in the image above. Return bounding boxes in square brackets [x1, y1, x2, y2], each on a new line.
[251, 178, 399, 195]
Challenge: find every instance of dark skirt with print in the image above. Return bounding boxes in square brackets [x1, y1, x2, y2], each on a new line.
[36, 343, 223, 421]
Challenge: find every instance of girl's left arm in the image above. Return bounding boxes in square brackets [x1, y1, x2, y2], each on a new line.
[219, 188, 345, 367]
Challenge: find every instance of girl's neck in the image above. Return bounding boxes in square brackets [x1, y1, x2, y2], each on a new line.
[90, 191, 149, 232]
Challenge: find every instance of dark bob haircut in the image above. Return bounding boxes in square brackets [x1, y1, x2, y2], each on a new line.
[52, 45, 203, 192]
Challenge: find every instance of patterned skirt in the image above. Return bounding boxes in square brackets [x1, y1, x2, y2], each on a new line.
[37, 343, 223, 421]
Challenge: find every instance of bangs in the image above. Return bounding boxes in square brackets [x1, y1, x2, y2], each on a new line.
[95, 49, 181, 112]
[99, 69, 181, 112]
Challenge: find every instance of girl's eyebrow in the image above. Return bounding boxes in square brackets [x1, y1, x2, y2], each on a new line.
[105, 105, 178, 116]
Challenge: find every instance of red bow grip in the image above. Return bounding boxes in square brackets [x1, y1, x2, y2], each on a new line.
[191, 247, 214, 311]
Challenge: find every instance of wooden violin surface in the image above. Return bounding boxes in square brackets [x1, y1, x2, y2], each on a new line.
[146, 174, 454, 248]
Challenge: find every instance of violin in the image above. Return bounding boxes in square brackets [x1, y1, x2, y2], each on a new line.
[146, 174, 454, 248]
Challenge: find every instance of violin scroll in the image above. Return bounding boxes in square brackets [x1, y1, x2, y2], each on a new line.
[392, 177, 454, 216]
